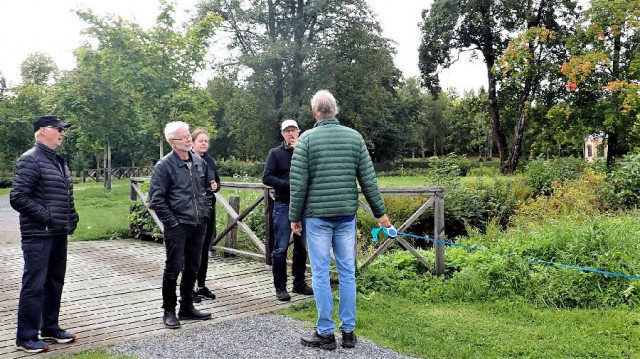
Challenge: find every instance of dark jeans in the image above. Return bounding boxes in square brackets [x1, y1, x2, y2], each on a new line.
[272, 201, 307, 289]
[162, 222, 206, 310]
[197, 208, 215, 288]
[17, 235, 67, 341]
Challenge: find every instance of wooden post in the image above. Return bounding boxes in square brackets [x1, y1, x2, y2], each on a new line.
[225, 195, 240, 257]
[130, 180, 138, 201]
[264, 188, 274, 266]
[82, 170, 87, 183]
[208, 206, 217, 257]
[434, 191, 445, 275]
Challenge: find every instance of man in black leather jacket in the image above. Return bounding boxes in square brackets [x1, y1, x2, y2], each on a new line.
[10, 115, 79, 354]
[149, 121, 213, 329]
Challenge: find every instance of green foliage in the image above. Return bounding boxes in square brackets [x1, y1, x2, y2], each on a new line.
[606, 152, 640, 208]
[523, 157, 592, 196]
[0, 176, 13, 188]
[215, 157, 264, 178]
[357, 212, 640, 309]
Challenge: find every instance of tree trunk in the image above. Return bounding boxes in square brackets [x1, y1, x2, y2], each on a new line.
[159, 134, 164, 159]
[105, 136, 112, 190]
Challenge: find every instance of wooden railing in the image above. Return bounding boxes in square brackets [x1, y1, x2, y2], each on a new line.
[83, 166, 153, 182]
[130, 178, 446, 275]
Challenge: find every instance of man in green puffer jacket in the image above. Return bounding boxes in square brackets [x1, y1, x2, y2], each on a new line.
[289, 90, 392, 350]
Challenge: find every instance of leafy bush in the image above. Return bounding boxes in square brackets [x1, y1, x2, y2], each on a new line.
[216, 156, 264, 177]
[0, 176, 12, 188]
[606, 152, 640, 208]
[357, 211, 640, 309]
[515, 170, 608, 225]
[523, 157, 591, 196]
[378, 154, 473, 177]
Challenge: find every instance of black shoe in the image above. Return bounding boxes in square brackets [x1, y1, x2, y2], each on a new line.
[178, 306, 212, 321]
[192, 291, 202, 303]
[341, 331, 357, 348]
[292, 282, 314, 295]
[276, 287, 291, 301]
[301, 331, 336, 350]
[195, 286, 216, 299]
[163, 311, 181, 329]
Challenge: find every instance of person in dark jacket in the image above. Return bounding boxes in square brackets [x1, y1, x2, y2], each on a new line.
[290, 90, 392, 350]
[191, 128, 221, 302]
[262, 119, 313, 301]
[10, 115, 79, 354]
[149, 121, 213, 329]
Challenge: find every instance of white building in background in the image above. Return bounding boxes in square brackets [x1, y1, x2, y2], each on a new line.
[584, 134, 607, 162]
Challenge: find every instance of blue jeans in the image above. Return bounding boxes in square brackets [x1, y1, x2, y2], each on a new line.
[305, 217, 356, 335]
[272, 202, 307, 289]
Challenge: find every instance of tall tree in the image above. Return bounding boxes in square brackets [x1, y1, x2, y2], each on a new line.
[20, 53, 59, 85]
[197, 0, 400, 156]
[561, 0, 640, 166]
[419, 0, 579, 173]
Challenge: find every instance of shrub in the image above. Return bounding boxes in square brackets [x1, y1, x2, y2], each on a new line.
[0, 176, 12, 188]
[358, 213, 640, 309]
[606, 152, 640, 208]
[523, 157, 589, 196]
[216, 156, 264, 178]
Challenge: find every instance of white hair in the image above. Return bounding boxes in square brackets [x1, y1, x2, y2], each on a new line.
[311, 90, 339, 118]
[34, 130, 40, 141]
[164, 121, 190, 142]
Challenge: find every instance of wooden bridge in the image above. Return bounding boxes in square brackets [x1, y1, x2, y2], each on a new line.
[0, 196, 309, 358]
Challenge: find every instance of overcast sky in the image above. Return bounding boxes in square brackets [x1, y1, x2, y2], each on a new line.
[0, 0, 486, 93]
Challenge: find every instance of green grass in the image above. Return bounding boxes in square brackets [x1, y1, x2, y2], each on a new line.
[282, 294, 640, 358]
[71, 179, 132, 241]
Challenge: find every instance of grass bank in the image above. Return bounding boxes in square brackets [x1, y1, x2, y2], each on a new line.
[282, 294, 639, 358]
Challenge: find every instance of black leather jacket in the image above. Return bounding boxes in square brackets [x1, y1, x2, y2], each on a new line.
[149, 151, 213, 227]
[10, 142, 79, 237]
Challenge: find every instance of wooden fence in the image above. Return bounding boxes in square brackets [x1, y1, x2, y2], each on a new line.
[130, 178, 446, 275]
[83, 166, 152, 182]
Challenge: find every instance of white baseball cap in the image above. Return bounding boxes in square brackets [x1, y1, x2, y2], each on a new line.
[281, 119, 299, 131]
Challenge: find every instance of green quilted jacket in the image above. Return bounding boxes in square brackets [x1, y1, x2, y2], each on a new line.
[289, 117, 386, 222]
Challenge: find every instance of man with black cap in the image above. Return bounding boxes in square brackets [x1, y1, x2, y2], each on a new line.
[10, 115, 79, 353]
[262, 119, 313, 301]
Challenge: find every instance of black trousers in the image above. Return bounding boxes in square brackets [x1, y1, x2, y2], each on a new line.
[197, 208, 215, 288]
[17, 235, 67, 341]
[162, 222, 206, 310]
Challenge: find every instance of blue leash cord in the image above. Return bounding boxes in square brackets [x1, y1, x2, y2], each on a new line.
[371, 227, 640, 281]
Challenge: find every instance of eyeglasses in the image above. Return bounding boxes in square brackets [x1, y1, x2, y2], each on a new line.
[45, 126, 67, 133]
[171, 136, 192, 142]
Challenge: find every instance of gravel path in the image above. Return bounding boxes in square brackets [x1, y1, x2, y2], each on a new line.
[110, 314, 414, 359]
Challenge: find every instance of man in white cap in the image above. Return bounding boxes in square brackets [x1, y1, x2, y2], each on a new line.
[262, 119, 313, 301]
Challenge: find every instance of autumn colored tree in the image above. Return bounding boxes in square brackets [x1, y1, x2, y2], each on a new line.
[560, 0, 640, 166]
[420, 0, 580, 173]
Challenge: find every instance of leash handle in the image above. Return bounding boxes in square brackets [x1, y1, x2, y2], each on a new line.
[384, 225, 397, 238]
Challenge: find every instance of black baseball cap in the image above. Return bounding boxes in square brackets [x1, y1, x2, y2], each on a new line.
[33, 115, 71, 133]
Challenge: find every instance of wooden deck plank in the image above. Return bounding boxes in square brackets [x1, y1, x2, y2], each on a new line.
[0, 239, 312, 357]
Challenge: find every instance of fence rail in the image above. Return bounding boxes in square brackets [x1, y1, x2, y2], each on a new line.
[130, 177, 446, 275]
[83, 166, 152, 182]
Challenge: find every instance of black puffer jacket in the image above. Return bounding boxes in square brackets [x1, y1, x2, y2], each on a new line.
[149, 151, 213, 227]
[10, 142, 79, 237]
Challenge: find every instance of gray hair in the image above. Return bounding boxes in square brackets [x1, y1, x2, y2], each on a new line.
[164, 121, 190, 142]
[34, 130, 40, 141]
[311, 90, 339, 118]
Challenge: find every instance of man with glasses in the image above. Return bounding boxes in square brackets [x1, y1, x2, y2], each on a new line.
[11, 115, 79, 353]
[262, 119, 313, 301]
[149, 121, 213, 329]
